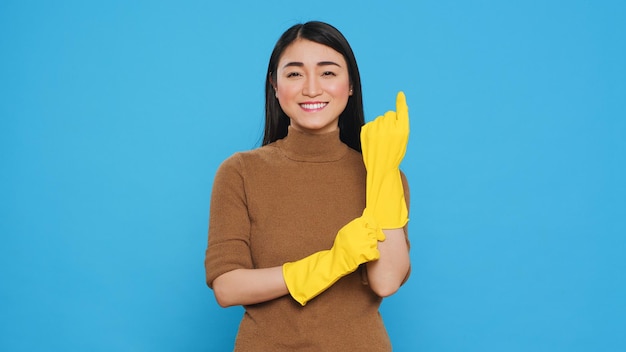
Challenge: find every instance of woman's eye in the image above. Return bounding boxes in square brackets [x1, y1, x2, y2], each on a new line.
[286, 72, 301, 78]
[322, 71, 336, 76]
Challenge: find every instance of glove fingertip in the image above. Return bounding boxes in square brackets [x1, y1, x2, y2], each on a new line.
[396, 91, 409, 117]
[396, 91, 407, 107]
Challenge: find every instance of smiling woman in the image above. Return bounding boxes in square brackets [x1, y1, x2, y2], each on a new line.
[204, 21, 411, 351]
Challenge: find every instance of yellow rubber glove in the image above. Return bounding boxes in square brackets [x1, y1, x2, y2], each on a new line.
[361, 91, 410, 229]
[282, 215, 385, 306]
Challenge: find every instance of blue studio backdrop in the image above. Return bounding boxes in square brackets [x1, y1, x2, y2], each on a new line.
[1, 1, 625, 351]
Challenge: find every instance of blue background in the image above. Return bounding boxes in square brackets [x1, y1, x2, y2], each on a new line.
[2, 0, 625, 351]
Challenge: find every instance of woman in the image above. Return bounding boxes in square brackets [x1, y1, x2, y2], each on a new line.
[205, 21, 410, 351]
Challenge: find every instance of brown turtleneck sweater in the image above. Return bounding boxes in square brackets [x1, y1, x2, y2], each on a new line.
[205, 126, 409, 351]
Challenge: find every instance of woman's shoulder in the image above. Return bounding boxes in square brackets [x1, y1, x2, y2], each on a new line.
[217, 144, 280, 170]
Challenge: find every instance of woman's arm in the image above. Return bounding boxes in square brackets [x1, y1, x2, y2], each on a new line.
[212, 216, 386, 307]
[212, 267, 288, 307]
[360, 91, 411, 297]
[212, 228, 409, 307]
[366, 228, 410, 297]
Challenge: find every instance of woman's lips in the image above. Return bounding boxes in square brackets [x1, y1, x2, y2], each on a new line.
[299, 102, 328, 111]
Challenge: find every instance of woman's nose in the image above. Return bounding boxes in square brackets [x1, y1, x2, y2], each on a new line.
[302, 77, 322, 97]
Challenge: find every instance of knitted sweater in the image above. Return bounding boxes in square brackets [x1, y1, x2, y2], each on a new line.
[205, 126, 409, 351]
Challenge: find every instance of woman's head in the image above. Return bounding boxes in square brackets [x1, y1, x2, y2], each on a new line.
[263, 21, 364, 152]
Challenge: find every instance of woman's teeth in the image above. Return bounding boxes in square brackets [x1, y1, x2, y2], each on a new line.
[300, 102, 327, 110]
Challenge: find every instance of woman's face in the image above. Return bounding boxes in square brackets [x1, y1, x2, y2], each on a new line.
[275, 39, 352, 134]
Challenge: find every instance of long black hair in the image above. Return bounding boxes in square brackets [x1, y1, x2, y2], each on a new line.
[262, 21, 365, 152]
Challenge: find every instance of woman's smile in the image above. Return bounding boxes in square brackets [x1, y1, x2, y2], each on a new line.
[300, 101, 328, 111]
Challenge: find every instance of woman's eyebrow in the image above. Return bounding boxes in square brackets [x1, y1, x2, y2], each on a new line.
[281, 61, 342, 69]
[317, 61, 341, 67]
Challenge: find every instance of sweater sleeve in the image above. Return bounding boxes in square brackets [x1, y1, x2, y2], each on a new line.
[204, 154, 254, 288]
[400, 170, 412, 284]
[401, 170, 411, 242]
